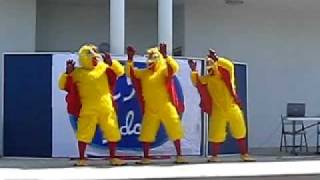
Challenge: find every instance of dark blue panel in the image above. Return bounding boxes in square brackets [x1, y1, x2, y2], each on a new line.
[4, 54, 52, 157]
[209, 64, 248, 154]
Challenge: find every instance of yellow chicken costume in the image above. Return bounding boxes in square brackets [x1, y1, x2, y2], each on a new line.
[189, 49, 255, 162]
[58, 44, 126, 166]
[125, 44, 187, 164]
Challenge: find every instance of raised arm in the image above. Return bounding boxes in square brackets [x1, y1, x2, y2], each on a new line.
[58, 73, 68, 90]
[188, 60, 208, 86]
[102, 52, 124, 77]
[125, 46, 143, 79]
[218, 57, 235, 90]
[58, 59, 75, 90]
[159, 43, 179, 76]
[165, 56, 179, 76]
[110, 60, 124, 77]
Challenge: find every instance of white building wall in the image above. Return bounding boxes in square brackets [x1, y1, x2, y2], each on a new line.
[36, 0, 183, 55]
[173, 0, 185, 55]
[0, 0, 37, 156]
[184, 0, 320, 148]
[36, 0, 110, 52]
[125, 0, 158, 55]
[36, 0, 159, 54]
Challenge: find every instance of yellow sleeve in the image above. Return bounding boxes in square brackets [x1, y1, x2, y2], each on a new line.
[125, 61, 143, 79]
[69, 68, 80, 83]
[165, 56, 179, 75]
[109, 59, 124, 77]
[219, 57, 236, 90]
[190, 71, 208, 86]
[88, 61, 107, 79]
[58, 73, 68, 90]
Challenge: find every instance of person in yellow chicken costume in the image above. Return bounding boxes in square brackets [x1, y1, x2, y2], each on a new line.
[58, 44, 126, 166]
[188, 49, 255, 162]
[126, 44, 187, 164]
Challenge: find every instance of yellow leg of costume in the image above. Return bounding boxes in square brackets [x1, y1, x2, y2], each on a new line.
[227, 105, 255, 161]
[77, 111, 98, 143]
[208, 109, 228, 143]
[139, 111, 161, 143]
[75, 111, 98, 166]
[160, 103, 184, 141]
[227, 105, 247, 140]
[98, 108, 126, 166]
[161, 104, 187, 164]
[98, 108, 121, 142]
[138, 104, 186, 164]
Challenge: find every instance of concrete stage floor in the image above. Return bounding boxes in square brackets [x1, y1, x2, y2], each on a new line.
[1, 148, 320, 180]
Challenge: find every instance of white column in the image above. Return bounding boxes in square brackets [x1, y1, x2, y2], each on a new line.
[110, 0, 125, 55]
[158, 0, 173, 55]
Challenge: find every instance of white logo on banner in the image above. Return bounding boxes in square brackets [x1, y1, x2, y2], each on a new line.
[120, 110, 141, 136]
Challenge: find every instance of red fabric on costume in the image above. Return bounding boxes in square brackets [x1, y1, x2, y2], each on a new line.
[166, 63, 185, 113]
[106, 68, 117, 92]
[211, 142, 222, 156]
[237, 138, 248, 155]
[78, 141, 87, 160]
[174, 140, 182, 156]
[218, 66, 242, 108]
[130, 65, 145, 113]
[65, 75, 81, 117]
[142, 142, 151, 158]
[108, 142, 117, 158]
[105, 69, 118, 112]
[195, 77, 212, 115]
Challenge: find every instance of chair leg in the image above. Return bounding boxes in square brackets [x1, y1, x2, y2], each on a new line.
[280, 134, 283, 152]
[303, 133, 308, 152]
[317, 124, 320, 153]
[317, 132, 319, 153]
[300, 134, 303, 152]
[284, 134, 288, 152]
[317, 133, 319, 153]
